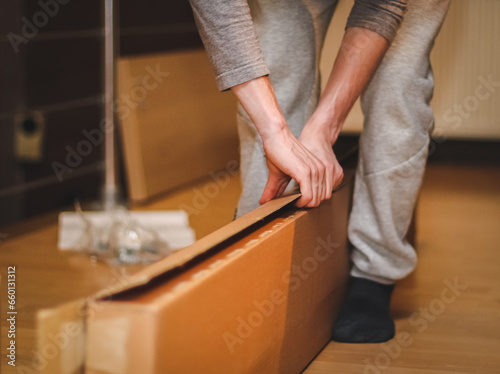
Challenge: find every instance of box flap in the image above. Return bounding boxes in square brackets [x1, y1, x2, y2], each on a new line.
[94, 164, 356, 300]
[92, 140, 358, 300]
[85, 179, 354, 374]
[37, 300, 86, 374]
[94, 193, 300, 299]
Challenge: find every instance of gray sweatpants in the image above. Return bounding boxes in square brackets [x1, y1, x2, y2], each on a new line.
[235, 0, 450, 284]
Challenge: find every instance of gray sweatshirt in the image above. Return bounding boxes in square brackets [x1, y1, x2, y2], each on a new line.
[189, 0, 407, 91]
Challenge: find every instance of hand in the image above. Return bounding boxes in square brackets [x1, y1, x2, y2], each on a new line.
[260, 27, 386, 204]
[232, 77, 336, 208]
[259, 127, 334, 208]
[299, 125, 344, 199]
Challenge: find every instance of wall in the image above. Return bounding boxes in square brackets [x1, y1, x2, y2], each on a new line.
[0, 0, 202, 227]
[320, 0, 500, 140]
[2, 0, 497, 227]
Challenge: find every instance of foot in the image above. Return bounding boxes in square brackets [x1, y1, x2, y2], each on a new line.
[332, 277, 395, 343]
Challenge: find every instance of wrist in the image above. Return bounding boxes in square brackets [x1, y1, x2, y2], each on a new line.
[260, 117, 291, 145]
[302, 112, 343, 145]
[232, 76, 290, 142]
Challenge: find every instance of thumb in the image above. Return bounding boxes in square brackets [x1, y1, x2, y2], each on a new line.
[259, 169, 290, 205]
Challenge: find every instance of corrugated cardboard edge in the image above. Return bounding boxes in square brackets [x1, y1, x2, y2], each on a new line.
[36, 167, 355, 374]
[35, 193, 301, 374]
[85, 179, 354, 374]
[36, 300, 86, 374]
[93, 168, 355, 301]
[117, 58, 149, 202]
[93, 193, 301, 300]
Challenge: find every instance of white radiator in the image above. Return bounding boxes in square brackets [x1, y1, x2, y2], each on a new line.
[320, 0, 500, 140]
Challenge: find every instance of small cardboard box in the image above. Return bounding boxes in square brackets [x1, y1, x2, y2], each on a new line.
[84, 177, 353, 374]
[117, 50, 239, 203]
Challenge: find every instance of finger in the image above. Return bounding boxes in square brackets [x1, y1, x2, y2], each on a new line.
[295, 170, 314, 208]
[319, 160, 328, 203]
[317, 159, 328, 204]
[259, 172, 290, 205]
[275, 179, 289, 198]
[295, 191, 313, 208]
[324, 161, 334, 199]
[259, 176, 280, 205]
[307, 160, 323, 207]
[332, 165, 344, 190]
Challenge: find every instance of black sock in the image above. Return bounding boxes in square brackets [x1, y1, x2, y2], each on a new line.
[332, 276, 395, 343]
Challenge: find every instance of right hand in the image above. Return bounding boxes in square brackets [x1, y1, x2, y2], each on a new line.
[259, 127, 335, 208]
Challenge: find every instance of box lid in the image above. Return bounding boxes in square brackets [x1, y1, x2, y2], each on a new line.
[94, 193, 301, 299]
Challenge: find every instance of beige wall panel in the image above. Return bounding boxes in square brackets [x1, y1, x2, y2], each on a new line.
[320, 0, 500, 139]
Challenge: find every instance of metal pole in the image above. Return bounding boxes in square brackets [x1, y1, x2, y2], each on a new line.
[103, 0, 117, 210]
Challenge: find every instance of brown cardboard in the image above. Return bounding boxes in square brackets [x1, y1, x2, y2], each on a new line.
[34, 193, 302, 374]
[117, 50, 239, 203]
[36, 300, 86, 374]
[85, 179, 353, 374]
[92, 193, 301, 300]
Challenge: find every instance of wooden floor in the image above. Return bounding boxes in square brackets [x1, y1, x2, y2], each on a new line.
[1, 162, 499, 373]
[304, 163, 500, 374]
[0, 172, 243, 372]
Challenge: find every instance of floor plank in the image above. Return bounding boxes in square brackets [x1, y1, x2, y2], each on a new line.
[1, 163, 499, 373]
[303, 164, 500, 374]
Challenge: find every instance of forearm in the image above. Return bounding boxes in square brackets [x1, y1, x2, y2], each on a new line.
[347, 0, 407, 44]
[232, 76, 288, 142]
[304, 27, 389, 144]
[232, 76, 341, 207]
[189, 0, 269, 91]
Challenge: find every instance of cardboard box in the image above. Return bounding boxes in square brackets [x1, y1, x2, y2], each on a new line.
[84, 176, 353, 374]
[117, 50, 239, 203]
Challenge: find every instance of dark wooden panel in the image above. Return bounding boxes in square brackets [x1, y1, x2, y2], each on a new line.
[23, 167, 102, 218]
[0, 0, 205, 227]
[0, 41, 25, 114]
[0, 0, 22, 35]
[25, 38, 101, 107]
[118, 0, 202, 56]
[0, 194, 24, 228]
[0, 104, 104, 226]
[21, 103, 103, 182]
[0, 117, 18, 189]
[0, 166, 102, 227]
[119, 0, 196, 28]
[428, 138, 500, 166]
[24, 0, 101, 34]
[120, 31, 202, 56]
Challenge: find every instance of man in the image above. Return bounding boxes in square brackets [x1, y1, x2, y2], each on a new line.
[188, 0, 450, 343]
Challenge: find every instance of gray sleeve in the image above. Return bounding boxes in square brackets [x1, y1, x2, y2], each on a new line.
[346, 0, 407, 43]
[189, 0, 270, 91]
